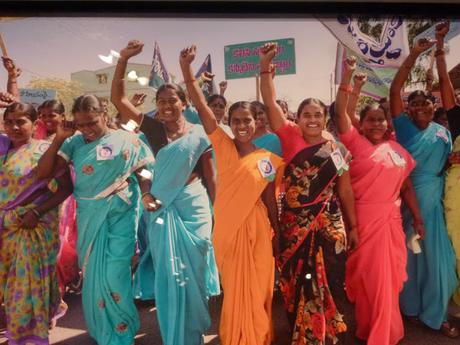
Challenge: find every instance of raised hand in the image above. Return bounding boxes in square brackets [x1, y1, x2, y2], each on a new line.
[353, 73, 367, 87]
[219, 80, 227, 92]
[55, 120, 76, 142]
[259, 42, 277, 69]
[130, 93, 147, 108]
[413, 38, 436, 55]
[435, 21, 450, 40]
[0, 91, 15, 107]
[201, 71, 215, 82]
[119, 40, 144, 60]
[343, 56, 357, 77]
[2, 57, 21, 78]
[179, 45, 197, 67]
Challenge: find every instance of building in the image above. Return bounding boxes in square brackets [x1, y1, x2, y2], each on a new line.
[71, 63, 157, 114]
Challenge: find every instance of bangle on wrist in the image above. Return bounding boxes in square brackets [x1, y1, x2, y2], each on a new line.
[339, 84, 353, 93]
[184, 78, 196, 84]
[30, 208, 41, 218]
[260, 67, 275, 75]
[141, 192, 152, 199]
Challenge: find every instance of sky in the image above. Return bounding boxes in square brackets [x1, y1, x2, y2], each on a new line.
[1, 16, 460, 111]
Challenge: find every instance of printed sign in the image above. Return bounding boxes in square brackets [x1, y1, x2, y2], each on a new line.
[19, 88, 56, 107]
[224, 38, 296, 80]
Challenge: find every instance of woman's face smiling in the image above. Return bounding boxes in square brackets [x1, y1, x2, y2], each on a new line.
[407, 95, 434, 129]
[297, 103, 326, 139]
[230, 107, 256, 143]
[155, 89, 186, 123]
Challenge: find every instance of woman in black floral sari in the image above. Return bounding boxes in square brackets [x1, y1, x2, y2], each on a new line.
[260, 43, 358, 344]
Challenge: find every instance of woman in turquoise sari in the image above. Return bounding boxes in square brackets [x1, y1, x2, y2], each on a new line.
[390, 37, 458, 338]
[37, 94, 159, 345]
[111, 40, 220, 345]
[251, 101, 282, 156]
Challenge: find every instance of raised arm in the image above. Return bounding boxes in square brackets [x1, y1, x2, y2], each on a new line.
[2, 57, 21, 101]
[390, 38, 436, 117]
[435, 22, 456, 111]
[335, 57, 356, 134]
[259, 43, 287, 131]
[219, 80, 228, 96]
[36, 120, 75, 180]
[179, 45, 218, 134]
[347, 73, 367, 129]
[111, 40, 144, 125]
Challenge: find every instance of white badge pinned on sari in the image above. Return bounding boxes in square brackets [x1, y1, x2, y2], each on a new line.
[96, 144, 115, 160]
[436, 127, 449, 144]
[257, 157, 276, 182]
[331, 148, 348, 175]
[389, 149, 406, 167]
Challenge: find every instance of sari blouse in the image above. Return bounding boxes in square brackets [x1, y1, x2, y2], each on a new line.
[58, 129, 154, 199]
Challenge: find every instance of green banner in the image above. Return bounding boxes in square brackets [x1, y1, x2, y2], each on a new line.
[224, 38, 296, 80]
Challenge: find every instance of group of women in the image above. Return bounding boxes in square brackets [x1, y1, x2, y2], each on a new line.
[1, 21, 460, 345]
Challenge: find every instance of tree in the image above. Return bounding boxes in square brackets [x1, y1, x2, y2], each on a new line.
[26, 77, 83, 114]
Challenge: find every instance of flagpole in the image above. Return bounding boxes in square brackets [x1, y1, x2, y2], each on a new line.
[255, 74, 260, 102]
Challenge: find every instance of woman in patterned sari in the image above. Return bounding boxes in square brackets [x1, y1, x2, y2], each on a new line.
[389, 34, 458, 338]
[0, 102, 72, 345]
[36, 94, 159, 345]
[260, 43, 358, 345]
[111, 40, 220, 345]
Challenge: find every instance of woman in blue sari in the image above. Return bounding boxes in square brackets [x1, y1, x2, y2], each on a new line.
[111, 40, 220, 345]
[251, 101, 282, 156]
[390, 36, 458, 338]
[37, 94, 159, 345]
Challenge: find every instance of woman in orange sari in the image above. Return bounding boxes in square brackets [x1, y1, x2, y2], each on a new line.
[336, 57, 424, 345]
[180, 45, 282, 345]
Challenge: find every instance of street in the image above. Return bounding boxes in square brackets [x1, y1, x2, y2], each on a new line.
[9, 290, 456, 345]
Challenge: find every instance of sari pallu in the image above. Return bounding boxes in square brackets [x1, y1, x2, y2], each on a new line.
[138, 125, 220, 345]
[277, 141, 348, 345]
[340, 128, 415, 345]
[58, 129, 154, 345]
[394, 116, 458, 330]
[0, 137, 61, 345]
[445, 136, 460, 307]
[209, 127, 283, 345]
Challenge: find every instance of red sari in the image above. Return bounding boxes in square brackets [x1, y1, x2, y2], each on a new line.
[339, 127, 415, 345]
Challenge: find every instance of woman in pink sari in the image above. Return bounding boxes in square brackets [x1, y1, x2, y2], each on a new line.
[336, 58, 425, 344]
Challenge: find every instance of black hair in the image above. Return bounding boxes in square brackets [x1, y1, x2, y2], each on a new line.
[407, 90, 436, 104]
[4, 102, 38, 122]
[434, 107, 447, 122]
[250, 100, 266, 113]
[359, 102, 387, 122]
[156, 83, 187, 104]
[228, 101, 255, 124]
[206, 94, 227, 106]
[72, 94, 104, 115]
[296, 98, 328, 119]
[40, 99, 65, 115]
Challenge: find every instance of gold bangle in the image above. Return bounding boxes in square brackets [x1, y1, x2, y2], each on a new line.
[184, 78, 196, 84]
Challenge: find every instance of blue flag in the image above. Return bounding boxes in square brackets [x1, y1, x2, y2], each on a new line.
[194, 54, 216, 98]
[149, 41, 170, 89]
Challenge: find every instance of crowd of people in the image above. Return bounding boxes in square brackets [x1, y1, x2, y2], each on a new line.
[1, 21, 460, 345]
